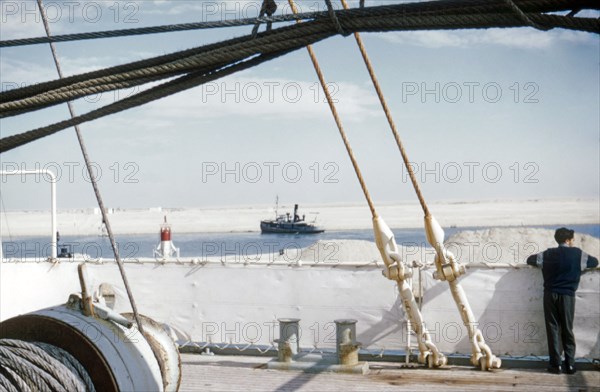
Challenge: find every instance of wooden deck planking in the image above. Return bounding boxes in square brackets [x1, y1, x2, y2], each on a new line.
[180, 354, 600, 392]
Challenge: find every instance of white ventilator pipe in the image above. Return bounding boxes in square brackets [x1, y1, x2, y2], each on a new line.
[424, 215, 501, 370]
[373, 216, 447, 368]
[0, 170, 57, 259]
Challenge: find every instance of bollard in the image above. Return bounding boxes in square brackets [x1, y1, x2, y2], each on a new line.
[276, 318, 300, 362]
[268, 318, 368, 374]
[335, 319, 361, 365]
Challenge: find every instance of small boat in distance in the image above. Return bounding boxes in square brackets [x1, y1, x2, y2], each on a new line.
[260, 202, 324, 234]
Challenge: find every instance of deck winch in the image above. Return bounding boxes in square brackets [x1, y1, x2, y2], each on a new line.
[0, 264, 181, 391]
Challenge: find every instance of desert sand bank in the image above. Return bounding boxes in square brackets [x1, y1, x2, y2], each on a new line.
[0, 199, 598, 237]
[271, 227, 599, 265]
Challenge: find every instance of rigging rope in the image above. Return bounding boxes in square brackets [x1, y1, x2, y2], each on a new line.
[0, 339, 95, 392]
[504, 0, 552, 30]
[0, 8, 326, 48]
[0, 0, 595, 49]
[36, 0, 145, 335]
[2, 0, 598, 106]
[1, 1, 597, 109]
[0, 49, 294, 154]
[0, 0, 598, 153]
[325, 0, 349, 36]
[287, 0, 377, 218]
[335, 0, 501, 369]
[339, 0, 431, 217]
[0, 25, 330, 115]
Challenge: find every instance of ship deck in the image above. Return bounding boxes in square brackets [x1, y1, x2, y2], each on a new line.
[180, 353, 600, 391]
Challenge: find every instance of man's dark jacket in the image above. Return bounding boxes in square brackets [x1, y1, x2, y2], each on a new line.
[527, 245, 598, 296]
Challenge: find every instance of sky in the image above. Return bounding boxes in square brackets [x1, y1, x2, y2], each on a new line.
[0, 0, 599, 211]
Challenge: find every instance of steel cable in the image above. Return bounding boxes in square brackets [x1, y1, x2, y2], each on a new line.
[2, 11, 597, 118]
[0, 9, 327, 48]
[0, 0, 595, 49]
[0, 339, 94, 392]
[0, 50, 296, 153]
[34, 0, 147, 335]
[0, 15, 596, 116]
[0, 0, 598, 152]
[2, 0, 598, 105]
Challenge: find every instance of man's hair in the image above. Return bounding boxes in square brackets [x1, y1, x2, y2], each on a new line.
[554, 227, 574, 244]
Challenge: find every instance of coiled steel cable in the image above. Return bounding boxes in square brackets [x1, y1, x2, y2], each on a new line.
[0, 339, 95, 392]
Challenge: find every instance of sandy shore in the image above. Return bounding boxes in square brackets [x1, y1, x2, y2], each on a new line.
[0, 198, 598, 236]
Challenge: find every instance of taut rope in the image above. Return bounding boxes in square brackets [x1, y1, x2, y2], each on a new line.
[339, 0, 431, 217]
[36, 0, 145, 334]
[2, 0, 598, 153]
[287, 0, 377, 218]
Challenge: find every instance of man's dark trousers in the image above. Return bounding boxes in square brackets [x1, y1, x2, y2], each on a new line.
[543, 291, 576, 368]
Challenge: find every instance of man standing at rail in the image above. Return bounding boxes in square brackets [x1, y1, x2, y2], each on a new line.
[527, 227, 598, 374]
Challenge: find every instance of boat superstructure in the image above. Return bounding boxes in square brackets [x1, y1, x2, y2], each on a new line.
[261, 203, 325, 234]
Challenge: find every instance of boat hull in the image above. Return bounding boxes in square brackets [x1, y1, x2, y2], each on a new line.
[260, 220, 324, 234]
